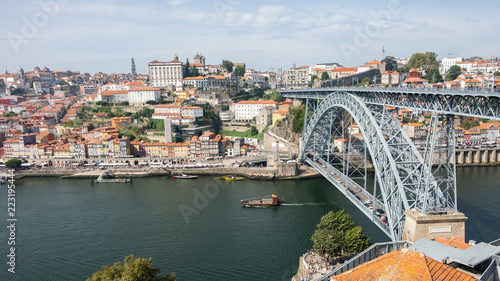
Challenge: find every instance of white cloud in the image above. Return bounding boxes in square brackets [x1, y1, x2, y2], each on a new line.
[1, 0, 500, 74]
[255, 5, 291, 27]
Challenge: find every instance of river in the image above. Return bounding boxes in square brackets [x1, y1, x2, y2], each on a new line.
[0, 166, 499, 280]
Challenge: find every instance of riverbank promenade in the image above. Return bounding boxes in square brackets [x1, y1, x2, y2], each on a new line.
[293, 249, 348, 281]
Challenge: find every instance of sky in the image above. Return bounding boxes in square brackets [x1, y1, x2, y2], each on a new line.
[0, 0, 499, 75]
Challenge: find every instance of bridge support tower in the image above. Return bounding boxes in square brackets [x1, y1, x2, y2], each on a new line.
[402, 209, 467, 243]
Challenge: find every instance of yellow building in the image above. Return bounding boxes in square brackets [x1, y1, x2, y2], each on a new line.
[272, 108, 289, 125]
[111, 117, 132, 131]
[53, 144, 70, 158]
[143, 142, 168, 157]
[175, 91, 189, 99]
[172, 143, 189, 157]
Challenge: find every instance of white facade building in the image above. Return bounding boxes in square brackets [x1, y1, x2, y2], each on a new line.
[152, 104, 203, 124]
[234, 100, 277, 122]
[128, 87, 161, 105]
[283, 64, 310, 88]
[183, 76, 207, 89]
[220, 111, 234, 122]
[149, 55, 185, 88]
[100, 90, 129, 105]
[181, 106, 203, 118]
[154, 104, 181, 114]
[440, 57, 463, 75]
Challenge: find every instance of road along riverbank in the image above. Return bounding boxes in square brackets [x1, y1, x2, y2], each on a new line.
[8, 164, 321, 181]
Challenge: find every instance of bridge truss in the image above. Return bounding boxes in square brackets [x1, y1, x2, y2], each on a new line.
[281, 88, 496, 241]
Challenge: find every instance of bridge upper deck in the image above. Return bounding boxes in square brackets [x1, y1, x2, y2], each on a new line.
[281, 87, 500, 120]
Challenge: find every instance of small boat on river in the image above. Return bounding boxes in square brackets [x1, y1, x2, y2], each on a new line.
[241, 194, 284, 207]
[222, 175, 244, 181]
[172, 174, 198, 179]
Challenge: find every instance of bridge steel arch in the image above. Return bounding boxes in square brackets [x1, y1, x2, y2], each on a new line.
[301, 92, 453, 241]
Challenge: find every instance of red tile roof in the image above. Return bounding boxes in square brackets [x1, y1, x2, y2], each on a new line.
[332, 249, 477, 281]
[236, 100, 277, 105]
[434, 237, 473, 250]
[124, 81, 143, 87]
[129, 87, 160, 91]
[101, 90, 128, 96]
[155, 105, 181, 108]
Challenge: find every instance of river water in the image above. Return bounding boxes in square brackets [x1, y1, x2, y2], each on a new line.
[0, 166, 499, 281]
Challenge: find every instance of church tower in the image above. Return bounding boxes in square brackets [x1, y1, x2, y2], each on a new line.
[131, 58, 136, 76]
[18, 67, 25, 86]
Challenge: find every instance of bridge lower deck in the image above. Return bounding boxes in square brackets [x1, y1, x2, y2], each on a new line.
[306, 157, 391, 236]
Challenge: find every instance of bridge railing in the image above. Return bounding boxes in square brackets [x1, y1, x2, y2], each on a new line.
[315, 241, 412, 281]
[489, 238, 500, 246]
[280, 86, 500, 95]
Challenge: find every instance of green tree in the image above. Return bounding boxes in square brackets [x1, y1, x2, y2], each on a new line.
[382, 56, 398, 71]
[343, 226, 370, 254]
[408, 52, 439, 70]
[494, 71, 500, 76]
[321, 71, 330, 81]
[311, 210, 370, 257]
[136, 107, 154, 118]
[189, 66, 200, 77]
[3, 112, 17, 117]
[235, 65, 245, 76]
[69, 85, 79, 95]
[461, 120, 480, 130]
[424, 68, 443, 83]
[63, 121, 77, 128]
[145, 100, 157, 105]
[190, 103, 221, 133]
[86, 255, 176, 281]
[11, 88, 24, 95]
[222, 60, 234, 72]
[184, 58, 191, 77]
[361, 77, 372, 85]
[446, 65, 462, 81]
[5, 159, 22, 169]
[148, 119, 165, 131]
[291, 106, 305, 133]
[250, 126, 258, 136]
[137, 136, 151, 142]
[96, 101, 107, 106]
[120, 101, 129, 106]
[311, 74, 319, 86]
[263, 90, 283, 102]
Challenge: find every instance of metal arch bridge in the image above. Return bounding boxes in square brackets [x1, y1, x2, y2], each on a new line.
[281, 87, 500, 241]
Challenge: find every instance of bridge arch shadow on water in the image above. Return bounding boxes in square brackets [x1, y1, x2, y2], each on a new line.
[280, 88, 497, 241]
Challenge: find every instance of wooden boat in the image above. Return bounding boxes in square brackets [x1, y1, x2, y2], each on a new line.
[241, 194, 284, 207]
[95, 178, 131, 183]
[172, 174, 198, 179]
[222, 175, 244, 181]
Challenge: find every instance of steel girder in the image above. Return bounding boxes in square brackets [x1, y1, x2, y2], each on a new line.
[301, 93, 446, 241]
[282, 88, 500, 120]
[421, 114, 457, 213]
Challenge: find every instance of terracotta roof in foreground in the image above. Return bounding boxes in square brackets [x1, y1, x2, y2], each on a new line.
[332, 248, 477, 281]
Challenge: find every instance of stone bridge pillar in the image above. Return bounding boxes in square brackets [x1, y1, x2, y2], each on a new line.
[465, 151, 473, 164]
[402, 209, 468, 243]
[481, 151, 488, 163]
[490, 149, 498, 162]
[474, 151, 480, 163]
[457, 151, 465, 164]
